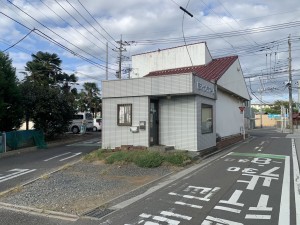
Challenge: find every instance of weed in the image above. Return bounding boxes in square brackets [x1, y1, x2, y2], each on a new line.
[133, 151, 164, 168]
[41, 174, 50, 180]
[164, 152, 191, 166]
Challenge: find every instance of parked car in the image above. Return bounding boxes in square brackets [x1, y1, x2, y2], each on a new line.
[93, 118, 102, 132]
[69, 112, 93, 134]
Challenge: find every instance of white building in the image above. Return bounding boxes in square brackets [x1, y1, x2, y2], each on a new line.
[102, 42, 250, 152]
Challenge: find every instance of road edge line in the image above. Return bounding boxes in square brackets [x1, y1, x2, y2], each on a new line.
[292, 138, 300, 225]
[278, 154, 290, 225]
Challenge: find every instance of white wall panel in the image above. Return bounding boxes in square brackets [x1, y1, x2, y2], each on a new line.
[217, 60, 250, 100]
[102, 97, 149, 149]
[216, 89, 244, 137]
[131, 43, 212, 78]
[159, 96, 197, 151]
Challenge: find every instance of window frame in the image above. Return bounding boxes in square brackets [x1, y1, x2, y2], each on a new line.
[117, 104, 132, 126]
[201, 104, 213, 134]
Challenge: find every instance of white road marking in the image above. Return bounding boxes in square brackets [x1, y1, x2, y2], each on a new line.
[249, 194, 272, 211]
[160, 211, 192, 220]
[278, 155, 290, 225]
[59, 152, 82, 161]
[44, 152, 71, 162]
[202, 216, 243, 225]
[175, 201, 202, 209]
[169, 192, 210, 201]
[220, 190, 244, 207]
[0, 169, 36, 183]
[255, 147, 259, 150]
[214, 206, 241, 213]
[245, 214, 271, 219]
[260, 141, 265, 146]
[292, 139, 300, 225]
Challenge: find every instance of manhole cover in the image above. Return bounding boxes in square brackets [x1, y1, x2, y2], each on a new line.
[84, 207, 114, 219]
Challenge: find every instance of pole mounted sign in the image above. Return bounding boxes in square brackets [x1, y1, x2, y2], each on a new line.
[239, 106, 246, 140]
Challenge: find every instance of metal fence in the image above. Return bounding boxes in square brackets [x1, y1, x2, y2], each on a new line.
[0, 130, 46, 154]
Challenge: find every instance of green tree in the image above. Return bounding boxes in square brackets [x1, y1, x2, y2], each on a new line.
[265, 100, 296, 114]
[0, 52, 23, 131]
[21, 52, 77, 137]
[24, 51, 62, 86]
[76, 82, 101, 117]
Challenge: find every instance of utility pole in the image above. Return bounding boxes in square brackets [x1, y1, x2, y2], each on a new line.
[106, 42, 108, 80]
[113, 36, 134, 79]
[113, 35, 127, 79]
[288, 34, 293, 133]
[259, 77, 264, 128]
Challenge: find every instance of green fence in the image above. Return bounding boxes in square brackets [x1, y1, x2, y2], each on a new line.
[2, 130, 47, 152]
[0, 133, 3, 153]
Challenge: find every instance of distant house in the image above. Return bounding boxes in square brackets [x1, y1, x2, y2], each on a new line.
[251, 103, 274, 112]
[102, 42, 250, 152]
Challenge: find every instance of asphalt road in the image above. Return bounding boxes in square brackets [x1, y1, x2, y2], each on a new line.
[0, 128, 299, 225]
[0, 133, 101, 193]
[93, 128, 300, 225]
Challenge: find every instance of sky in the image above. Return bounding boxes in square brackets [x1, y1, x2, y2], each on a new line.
[0, 0, 299, 104]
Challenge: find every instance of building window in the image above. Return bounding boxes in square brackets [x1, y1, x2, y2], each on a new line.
[117, 104, 132, 126]
[201, 104, 213, 134]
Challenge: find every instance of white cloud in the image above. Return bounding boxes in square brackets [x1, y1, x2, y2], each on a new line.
[1, 0, 300, 103]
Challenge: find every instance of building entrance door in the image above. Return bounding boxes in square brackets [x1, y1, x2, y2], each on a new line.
[150, 99, 159, 146]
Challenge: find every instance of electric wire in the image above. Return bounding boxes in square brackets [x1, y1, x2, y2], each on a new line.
[0, 11, 117, 73]
[37, 0, 118, 63]
[65, 0, 117, 48]
[6, 0, 111, 65]
[181, 0, 194, 66]
[77, 0, 117, 45]
[2, 28, 35, 52]
[128, 20, 300, 45]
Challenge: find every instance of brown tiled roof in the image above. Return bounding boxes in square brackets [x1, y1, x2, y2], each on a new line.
[146, 55, 238, 82]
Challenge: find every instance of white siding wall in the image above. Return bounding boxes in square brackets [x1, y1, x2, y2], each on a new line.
[216, 89, 244, 137]
[159, 96, 197, 151]
[196, 96, 216, 150]
[131, 43, 212, 78]
[217, 60, 250, 100]
[102, 74, 193, 98]
[102, 97, 149, 149]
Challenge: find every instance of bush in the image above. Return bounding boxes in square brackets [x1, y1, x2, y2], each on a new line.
[164, 152, 191, 166]
[105, 151, 128, 164]
[84, 149, 192, 168]
[133, 151, 164, 168]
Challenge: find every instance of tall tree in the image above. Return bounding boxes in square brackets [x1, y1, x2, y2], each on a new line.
[76, 82, 101, 117]
[264, 100, 296, 114]
[21, 51, 78, 137]
[24, 51, 62, 86]
[0, 52, 23, 131]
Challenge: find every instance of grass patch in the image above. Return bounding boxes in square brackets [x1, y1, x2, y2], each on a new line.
[164, 152, 191, 166]
[84, 149, 192, 168]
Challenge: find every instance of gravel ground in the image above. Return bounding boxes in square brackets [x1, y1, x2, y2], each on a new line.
[0, 161, 177, 215]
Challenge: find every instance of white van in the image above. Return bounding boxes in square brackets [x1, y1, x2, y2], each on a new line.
[69, 112, 93, 134]
[93, 118, 102, 132]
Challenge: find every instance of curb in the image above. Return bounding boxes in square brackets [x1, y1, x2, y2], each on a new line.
[0, 133, 98, 159]
[0, 202, 79, 221]
[81, 138, 253, 220]
[0, 159, 82, 197]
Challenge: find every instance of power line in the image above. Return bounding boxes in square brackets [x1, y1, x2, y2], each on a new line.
[65, 0, 117, 48]
[53, 0, 107, 50]
[2, 28, 35, 52]
[6, 0, 110, 65]
[36, 0, 117, 62]
[77, 0, 117, 46]
[0, 11, 117, 72]
[128, 20, 300, 45]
